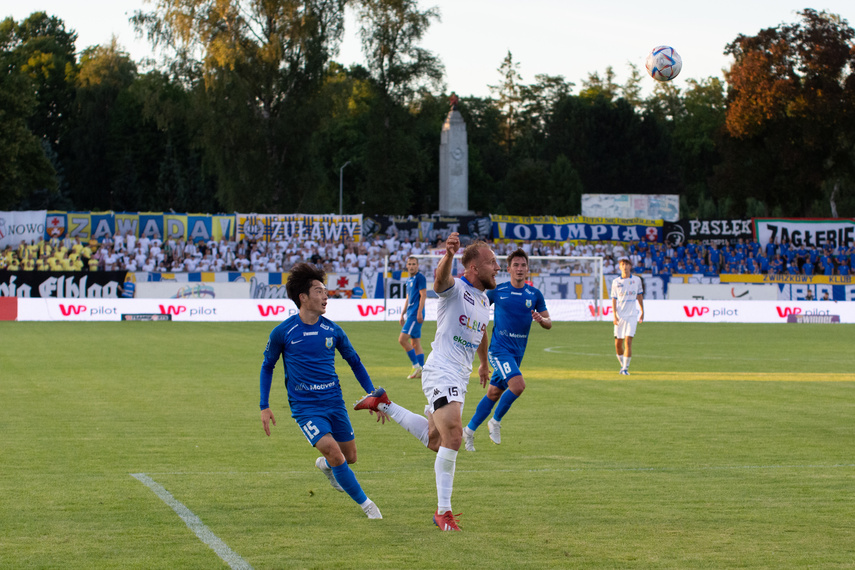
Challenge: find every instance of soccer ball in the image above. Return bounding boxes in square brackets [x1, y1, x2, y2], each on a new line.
[645, 46, 682, 81]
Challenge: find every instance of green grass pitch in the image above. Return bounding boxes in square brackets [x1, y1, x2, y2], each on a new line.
[1, 321, 853, 569]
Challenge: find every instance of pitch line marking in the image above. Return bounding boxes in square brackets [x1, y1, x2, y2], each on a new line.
[544, 345, 814, 362]
[139, 463, 855, 477]
[131, 473, 252, 570]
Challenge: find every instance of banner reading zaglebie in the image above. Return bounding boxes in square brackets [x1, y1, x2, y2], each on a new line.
[753, 218, 855, 249]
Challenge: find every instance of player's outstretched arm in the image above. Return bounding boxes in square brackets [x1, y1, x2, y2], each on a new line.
[433, 232, 460, 293]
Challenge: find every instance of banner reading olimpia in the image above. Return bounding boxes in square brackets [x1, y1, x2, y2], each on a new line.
[491, 215, 663, 243]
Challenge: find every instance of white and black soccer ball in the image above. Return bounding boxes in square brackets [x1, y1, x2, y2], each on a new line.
[645, 46, 682, 82]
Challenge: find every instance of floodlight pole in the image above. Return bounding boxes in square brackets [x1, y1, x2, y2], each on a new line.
[339, 161, 351, 215]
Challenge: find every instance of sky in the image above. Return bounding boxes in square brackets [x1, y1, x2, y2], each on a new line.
[4, 1, 855, 97]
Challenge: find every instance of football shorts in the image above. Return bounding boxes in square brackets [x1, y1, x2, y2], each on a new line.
[614, 318, 638, 339]
[488, 351, 523, 390]
[400, 315, 423, 339]
[421, 368, 467, 413]
[291, 402, 355, 446]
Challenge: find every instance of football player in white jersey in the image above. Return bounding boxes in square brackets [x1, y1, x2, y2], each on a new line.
[354, 232, 499, 531]
[611, 256, 644, 375]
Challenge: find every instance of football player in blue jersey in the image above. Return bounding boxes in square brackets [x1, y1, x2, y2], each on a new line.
[259, 263, 385, 519]
[462, 248, 551, 451]
[398, 256, 428, 378]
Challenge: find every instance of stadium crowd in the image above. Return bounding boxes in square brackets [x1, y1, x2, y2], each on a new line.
[1, 232, 853, 276]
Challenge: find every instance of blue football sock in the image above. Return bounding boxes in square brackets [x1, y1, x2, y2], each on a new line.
[493, 390, 519, 421]
[406, 349, 417, 366]
[331, 462, 368, 505]
[417, 353, 425, 367]
[467, 395, 497, 431]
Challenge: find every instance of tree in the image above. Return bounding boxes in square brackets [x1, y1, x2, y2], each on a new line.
[0, 47, 57, 207]
[489, 51, 523, 152]
[134, 0, 348, 212]
[0, 12, 76, 207]
[64, 40, 137, 209]
[355, 0, 444, 215]
[356, 0, 444, 102]
[723, 9, 855, 216]
[578, 66, 619, 101]
[4, 12, 78, 148]
[546, 94, 681, 197]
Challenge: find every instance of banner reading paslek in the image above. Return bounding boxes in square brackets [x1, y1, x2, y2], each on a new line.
[235, 213, 362, 242]
[663, 219, 753, 245]
[0, 210, 46, 249]
[44, 211, 235, 243]
[753, 218, 855, 248]
[491, 215, 663, 243]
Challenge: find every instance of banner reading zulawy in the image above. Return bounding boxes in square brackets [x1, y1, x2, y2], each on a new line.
[491, 215, 663, 243]
[235, 213, 363, 242]
[753, 218, 855, 248]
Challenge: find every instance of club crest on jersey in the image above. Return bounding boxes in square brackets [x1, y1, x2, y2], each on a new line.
[325, 337, 334, 349]
[525, 299, 532, 308]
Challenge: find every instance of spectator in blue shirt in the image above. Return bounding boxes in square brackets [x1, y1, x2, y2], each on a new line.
[765, 238, 777, 259]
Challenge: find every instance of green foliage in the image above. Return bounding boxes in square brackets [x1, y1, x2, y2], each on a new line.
[2, 9, 853, 218]
[722, 9, 855, 216]
[1, 321, 854, 568]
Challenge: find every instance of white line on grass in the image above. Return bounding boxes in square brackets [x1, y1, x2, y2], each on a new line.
[139, 463, 855, 477]
[544, 346, 785, 361]
[543, 345, 854, 364]
[131, 473, 252, 570]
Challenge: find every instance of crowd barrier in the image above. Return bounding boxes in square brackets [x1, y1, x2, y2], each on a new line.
[4, 298, 854, 323]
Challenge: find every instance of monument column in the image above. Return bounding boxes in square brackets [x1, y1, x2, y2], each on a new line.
[438, 93, 473, 215]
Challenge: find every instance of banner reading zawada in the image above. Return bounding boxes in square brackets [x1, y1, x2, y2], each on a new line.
[45, 211, 234, 243]
[235, 213, 363, 242]
[490, 215, 663, 243]
[753, 218, 855, 248]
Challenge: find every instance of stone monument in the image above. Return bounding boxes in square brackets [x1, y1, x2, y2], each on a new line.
[438, 92, 473, 215]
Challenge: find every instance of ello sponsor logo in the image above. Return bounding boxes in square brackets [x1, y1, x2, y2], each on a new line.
[458, 315, 487, 333]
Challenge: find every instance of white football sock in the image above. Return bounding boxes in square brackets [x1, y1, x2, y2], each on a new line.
[383, 402, 429, 447]
[435, 446, 457, 512]
[617, 354, 626, 368]
[624, 356, 631, 370]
